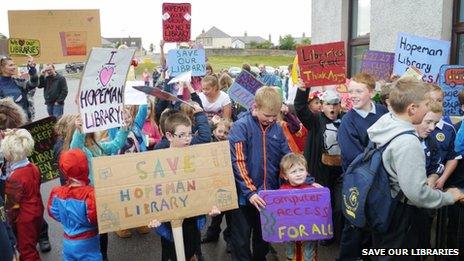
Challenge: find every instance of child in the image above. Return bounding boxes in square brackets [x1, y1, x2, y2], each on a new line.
[47, 149, 102, 260]
[218, 73, 233, 91]
[427, 84, 460, 190]
[294, 82, 344, 244]
[202, 117, 232, 246]
[3, 129, 43, 260]
[279, 153, 322, 261]
[279, 104, 307, 154]
[228, 86, 290, 260]
[148, 111, 219, 261]
[337, 73, 388, 258]
[143, 98, 161, 149]
[367, 77, 464, 250]
[199, 75, 232, 120]
[53, 114, 78, 185]
[307, 91, 322, 114]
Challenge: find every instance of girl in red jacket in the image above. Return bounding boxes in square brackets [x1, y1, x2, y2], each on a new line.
[3, 129, 43, 260]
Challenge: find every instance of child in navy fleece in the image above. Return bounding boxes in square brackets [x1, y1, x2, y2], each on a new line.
[337, 73, 388, 260]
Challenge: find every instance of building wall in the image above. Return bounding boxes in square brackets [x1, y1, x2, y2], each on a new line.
[232, 40, 245, 49]
[212, 37, 232, 48]
[370, 0, 453, 52]
[311, 0, 349, 44]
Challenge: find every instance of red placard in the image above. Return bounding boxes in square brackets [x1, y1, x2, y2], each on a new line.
[162, 3, 191, 42]
[296, 41, 346, 87]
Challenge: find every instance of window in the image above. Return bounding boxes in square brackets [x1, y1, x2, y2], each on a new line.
[452, 0, 464, 64]
[348, 0, 370, 77]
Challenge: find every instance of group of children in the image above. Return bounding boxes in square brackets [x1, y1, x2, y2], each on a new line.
[2, 56, 464, 261]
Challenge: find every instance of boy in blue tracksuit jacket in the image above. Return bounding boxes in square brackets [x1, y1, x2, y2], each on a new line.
[228, 86, 290, 261]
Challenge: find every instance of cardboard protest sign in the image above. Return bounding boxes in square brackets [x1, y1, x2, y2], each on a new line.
[400, 66, 424, 81]
[228, 70, 263, 109]
[259, 188, 333, 243]
[296, 41, 346, 87]
[8, 38, 40, 57]
[394, 32, 450, 83]
[162, 3, 191, 42]
[438, 65, 464, 116]
[124, 81, 147, 105]
[8, 10, 101, 63]
[79, 48, 135, 133]
[167, 49, 206, 77]
[360, 50, 395, 81]
[23, 117, 58, 183]
[92, 141, 238, 233]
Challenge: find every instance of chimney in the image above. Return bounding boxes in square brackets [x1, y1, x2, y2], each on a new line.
[303, 32, 306, 38]
[244, 31, 247, 37]
[268, 34, 271, 42]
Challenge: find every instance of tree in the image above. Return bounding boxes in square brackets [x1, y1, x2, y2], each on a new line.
[301, 38, 311, 45]
[256, 40, 273, 49]
[149, 43, 154, 53]
[279, 35, 296, 50]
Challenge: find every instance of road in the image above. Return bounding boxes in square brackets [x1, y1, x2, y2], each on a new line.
[35, 77, 338, 260]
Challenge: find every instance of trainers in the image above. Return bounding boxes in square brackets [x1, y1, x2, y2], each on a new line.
[38, 239, 51, 253]
[115, 229, 132, 238]
[136, 226, 150, 235]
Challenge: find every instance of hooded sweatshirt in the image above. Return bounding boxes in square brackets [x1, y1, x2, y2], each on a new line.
[367, 112, 455, 209]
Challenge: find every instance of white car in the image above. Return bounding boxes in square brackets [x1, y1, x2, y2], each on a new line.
[228, 67, 242, 78]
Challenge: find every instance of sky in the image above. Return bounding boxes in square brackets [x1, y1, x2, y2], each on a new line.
[0, 0, 312, 51]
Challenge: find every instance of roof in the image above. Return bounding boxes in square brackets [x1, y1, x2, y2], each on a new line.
[101, 37, 115, 46]
[196, 26, 230, 38]
[232, 36, 267, 44]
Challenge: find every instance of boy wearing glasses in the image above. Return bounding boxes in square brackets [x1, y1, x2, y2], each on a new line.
[148, 109, 219, 261]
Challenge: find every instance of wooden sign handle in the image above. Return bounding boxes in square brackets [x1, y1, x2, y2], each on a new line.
[171, 219, 185, 261]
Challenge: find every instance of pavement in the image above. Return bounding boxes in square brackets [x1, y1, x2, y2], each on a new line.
[34, 77, 339, 260]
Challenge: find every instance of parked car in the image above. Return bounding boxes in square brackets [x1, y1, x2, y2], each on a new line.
[65, 62, 85, 73]
[278, 65, 290, 78]
[228, 67, 242, 78]
[250, 66, 260, 76]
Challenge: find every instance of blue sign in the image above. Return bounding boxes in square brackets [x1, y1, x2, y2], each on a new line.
[393, 32, 450, 83]
[438, 65, 464, 116]
[228, 70, 263, 109]
[167, 49, 206, 77]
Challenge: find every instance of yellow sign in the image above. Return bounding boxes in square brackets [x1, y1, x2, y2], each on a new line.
[8, 10, 101, 63]
[8, 38, 40, 57]
[93, 141, 238, 234]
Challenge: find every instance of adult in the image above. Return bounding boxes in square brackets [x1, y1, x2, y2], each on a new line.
[257, 64, 283, 100]
[142, 68, 150, 86]
[0, 56, 38, 121]
[38, 64, 68, 118]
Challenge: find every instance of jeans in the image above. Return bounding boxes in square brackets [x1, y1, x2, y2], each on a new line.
[47, 103, 64, 118]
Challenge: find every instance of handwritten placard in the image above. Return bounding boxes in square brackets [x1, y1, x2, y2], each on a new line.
[8, 10, 101, 64]
[167, 49, 206, 77]
[23, 117, 58, 183]
[438, 65, 464, 116]
[8, 38, 40, 57]
[259, 188, 333, 243]
[79, 48, 135, 133]
[296, 41, 346, 87]
[124, 81, 147, 105]
[360, 50, 395, 81]
[228, 70, 263, 109]
[162, 3, 191, 42]
[93, 141, 238, 233]
[394, 32, 450, 83]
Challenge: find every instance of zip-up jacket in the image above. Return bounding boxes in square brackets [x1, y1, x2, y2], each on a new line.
[228, 111, 290, 205]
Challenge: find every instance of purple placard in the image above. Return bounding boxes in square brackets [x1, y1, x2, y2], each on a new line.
[258, 188, 333, 243]
[227, 70, 263, 109]
[360, 50, 395, 81]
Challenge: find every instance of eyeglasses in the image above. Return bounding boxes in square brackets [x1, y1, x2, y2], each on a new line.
[172, 132, 193, 139]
